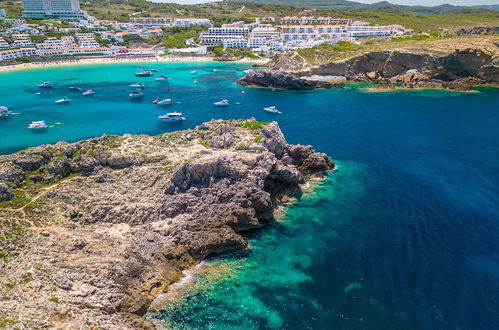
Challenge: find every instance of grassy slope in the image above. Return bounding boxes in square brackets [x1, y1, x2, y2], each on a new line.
[2, 1, 498, 32]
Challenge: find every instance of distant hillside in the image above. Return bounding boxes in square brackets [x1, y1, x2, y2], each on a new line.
[234, 0, 499, 14]
[1, 0, 498, 32]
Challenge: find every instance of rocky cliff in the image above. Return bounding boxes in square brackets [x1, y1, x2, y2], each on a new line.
[255, 40, 499, 91]
[237, 70, 344, 90]
[0, 119, 333, 329]
[299, 48, 498, 90]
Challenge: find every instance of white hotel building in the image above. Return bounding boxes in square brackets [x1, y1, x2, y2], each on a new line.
[200, 27, 249, 44]
[22, 0, 85, 20]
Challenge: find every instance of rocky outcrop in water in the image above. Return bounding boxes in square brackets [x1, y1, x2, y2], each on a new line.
[302, 48, 498, 86]
[259, 44, 498, 91]
[0, 119, 333, 329]
[237, 70, 344, 90]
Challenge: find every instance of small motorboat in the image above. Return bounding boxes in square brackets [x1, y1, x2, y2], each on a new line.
[129, 89, 145, 99]
[213, 69, 218, 72]
[157, 99, 173, 105]
[0, 106, 12, 118]
[38, 81, 54, 88]
[190, 71, 197, 74]
[235, 102, 240, 105]
[193, 80, 199, 83]
[28, 120, 48, 130]
[154, 75, 168, 81]
[214, 99, 229, 107]
[69, 86, 82, 91]
[82, 89, 96, 96]
[54, 122, 64, 125]
[129, 82, 145, 88]
[241, 90, 245, 94]
[135, 70, 153, 77]
[157, 112, 185, 121]
[55, 97, 71, 104]
[145, 68, 158, 72]
[264, 106, 282, 114]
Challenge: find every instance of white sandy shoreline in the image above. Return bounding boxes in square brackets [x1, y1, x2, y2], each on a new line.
[0, 56, 270, 72]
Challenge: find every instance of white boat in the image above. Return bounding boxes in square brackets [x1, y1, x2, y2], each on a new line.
[154, 75, 168, 81]
[157, 112, 185, 121]
[135, 70, 153, 77]
[69, 86, 82, 91]
[129, 89, 145, 99]
[264, 106, 282, 114]
[157, 99, 173, 105]
[28, 120, 48, 130]
[82, 89, 96, 96]
[129, 83, 145, 88]
[0, 106, 12, 118]
[190, 71, 197, 74]
[55, 97, 71, 104]
[214, 99, 229, 107]
[38, 81, 54, 88]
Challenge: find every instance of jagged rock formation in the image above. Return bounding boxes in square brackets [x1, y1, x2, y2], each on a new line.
[454, 26, 499, 35]
[260, 47, 498, 91]
[0, 119, 333, 329]
[302, 48, 498, 87]
[237, 70, 344, 90]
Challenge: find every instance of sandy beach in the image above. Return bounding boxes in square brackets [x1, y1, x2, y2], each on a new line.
[0, 55, 270, 72]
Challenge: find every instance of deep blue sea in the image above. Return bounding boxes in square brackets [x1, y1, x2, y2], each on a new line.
[1, 62, 498, 329]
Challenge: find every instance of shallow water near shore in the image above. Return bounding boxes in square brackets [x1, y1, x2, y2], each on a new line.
[1, 62, 499, 329]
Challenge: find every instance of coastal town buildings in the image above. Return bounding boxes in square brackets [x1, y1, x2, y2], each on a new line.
[0, 9, 411, 62]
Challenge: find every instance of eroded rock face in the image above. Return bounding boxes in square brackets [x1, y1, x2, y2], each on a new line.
[301, 48, 498, 89]
[0, 182, 13, 202]
[0, 119, 333, 329]
[237, 70, 344, 90]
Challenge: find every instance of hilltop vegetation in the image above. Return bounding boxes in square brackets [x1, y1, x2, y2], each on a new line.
[234, 0, 498, 15]
[1, 0, 498, 32]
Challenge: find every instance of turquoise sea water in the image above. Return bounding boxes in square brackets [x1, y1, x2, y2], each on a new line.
[1, 63, 498, 329]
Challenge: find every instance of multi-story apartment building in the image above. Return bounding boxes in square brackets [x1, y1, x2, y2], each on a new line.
[22, 0, 85, 20]
[200, 27, 250, 45]
[254, 17, 275, 23]
[173, 18, 212, 27]
[130, 17, 172, 27]
[0, 9, 6, 17]
[0, 47, 37, 61]
[280, 17, 352, 25]
[35, 37, 64, 52]
[251, 27, 279, 39]
[75, 33, 99, 48]
[223, 38, 248, 49]
[0, 38, 11, 50]
[11, 34, 34, 48]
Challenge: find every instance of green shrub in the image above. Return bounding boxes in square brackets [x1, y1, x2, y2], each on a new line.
[240, 122, 269, 130]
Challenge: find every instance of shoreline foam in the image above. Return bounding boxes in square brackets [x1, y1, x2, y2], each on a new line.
[0, 56, 270, 73]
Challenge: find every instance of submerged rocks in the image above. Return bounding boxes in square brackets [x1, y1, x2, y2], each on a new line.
[0, 119, 334, 329]
[238, 70, 344, 90]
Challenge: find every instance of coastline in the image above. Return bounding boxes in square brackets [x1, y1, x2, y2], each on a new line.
[0, 55, 270, 73]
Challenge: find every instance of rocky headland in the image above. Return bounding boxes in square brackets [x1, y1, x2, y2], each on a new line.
[0, 119, 333, 329]
[238, 70, 344, 90]
[240, 35, 499, 91]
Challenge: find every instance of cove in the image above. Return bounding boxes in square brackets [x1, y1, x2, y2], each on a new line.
[1, 63, 498, 329]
